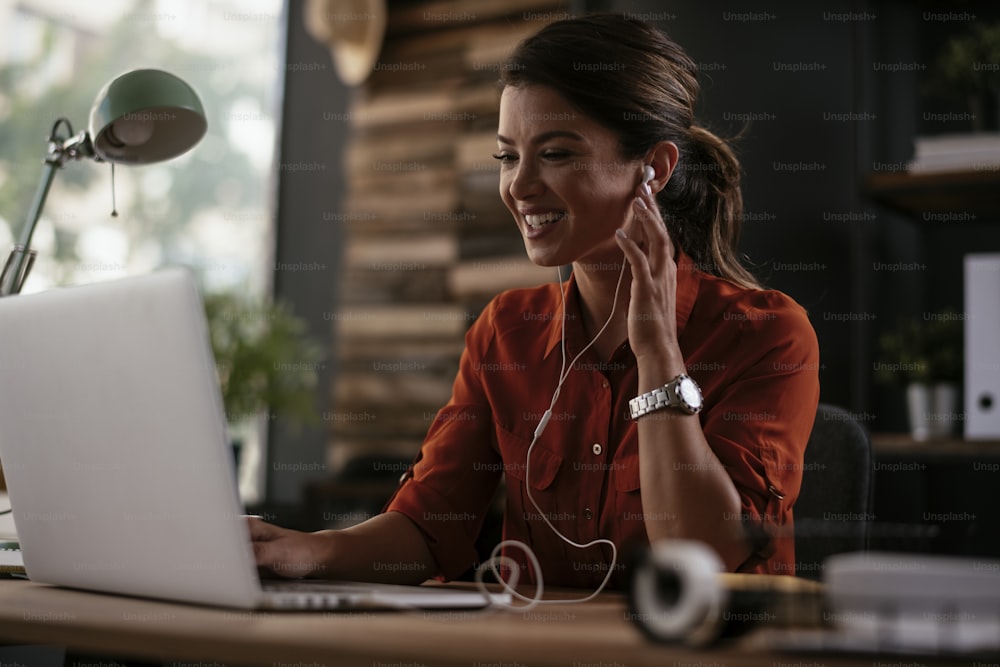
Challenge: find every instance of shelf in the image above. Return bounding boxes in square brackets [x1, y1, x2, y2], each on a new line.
[863, 168, 1000, 221]
[871, 432, 1000, 458]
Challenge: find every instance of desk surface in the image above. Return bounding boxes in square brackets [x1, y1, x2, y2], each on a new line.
[0, 578, 987, 667]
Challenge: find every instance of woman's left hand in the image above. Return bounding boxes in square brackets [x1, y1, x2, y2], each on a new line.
[614, 183, 680, 363]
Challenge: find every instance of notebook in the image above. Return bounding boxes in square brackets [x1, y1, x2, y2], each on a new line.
[0, 268, 505, 610]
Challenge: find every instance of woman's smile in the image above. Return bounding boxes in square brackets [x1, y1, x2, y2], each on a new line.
[497, 84, 641, 269]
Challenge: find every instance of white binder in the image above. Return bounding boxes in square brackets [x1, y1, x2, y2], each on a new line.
[964, 253, 1000, 439]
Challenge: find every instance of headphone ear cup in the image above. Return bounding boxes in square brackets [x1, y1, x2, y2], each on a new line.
[627, 540, 726, 645]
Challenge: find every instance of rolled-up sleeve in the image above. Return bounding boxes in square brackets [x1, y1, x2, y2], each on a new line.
[698, 292, 820, 573]
[383, 301, 503, 580]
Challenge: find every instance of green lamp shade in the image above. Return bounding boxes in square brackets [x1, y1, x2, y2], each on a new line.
[89, 69, 207, 164]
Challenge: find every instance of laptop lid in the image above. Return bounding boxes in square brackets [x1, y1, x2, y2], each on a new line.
[0, 268, 262, 608]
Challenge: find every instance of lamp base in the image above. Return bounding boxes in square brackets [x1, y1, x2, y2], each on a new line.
[0, 245, 38, 297]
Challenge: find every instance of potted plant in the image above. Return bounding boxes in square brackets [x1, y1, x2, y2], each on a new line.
[876, 311, 963, 441]
[926, 22, 1000, 131]
[203, 291, 324, 467]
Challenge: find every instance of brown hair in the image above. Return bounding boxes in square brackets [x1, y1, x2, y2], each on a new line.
[500, 13, 761, 290]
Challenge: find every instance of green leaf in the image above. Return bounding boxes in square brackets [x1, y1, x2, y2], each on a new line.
[204, 291, 324, 427]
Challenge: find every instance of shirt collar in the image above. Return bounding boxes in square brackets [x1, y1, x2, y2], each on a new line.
[542, 249, 702, 360]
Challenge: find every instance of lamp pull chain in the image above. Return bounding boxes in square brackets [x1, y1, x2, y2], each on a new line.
[110, 163, 118, 217]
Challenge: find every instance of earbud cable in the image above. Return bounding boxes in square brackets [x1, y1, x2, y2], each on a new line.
[477, 254, 629, 610]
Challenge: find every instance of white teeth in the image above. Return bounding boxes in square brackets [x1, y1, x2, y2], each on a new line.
[524, 212, 566, 228]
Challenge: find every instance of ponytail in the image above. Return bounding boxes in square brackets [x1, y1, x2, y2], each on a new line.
[658, 126, 761, 290]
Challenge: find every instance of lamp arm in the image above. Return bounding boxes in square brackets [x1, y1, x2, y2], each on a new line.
[0, 122, 97, 297]
[0, 161, 56, 296]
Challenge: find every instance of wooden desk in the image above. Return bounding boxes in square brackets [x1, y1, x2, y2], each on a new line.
[0, 578, 988, 667]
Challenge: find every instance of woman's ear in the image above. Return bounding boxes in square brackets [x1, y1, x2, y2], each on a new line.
[645, 141, 680, 193]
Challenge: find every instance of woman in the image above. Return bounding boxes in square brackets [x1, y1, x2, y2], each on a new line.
[251, 14, 820, 589]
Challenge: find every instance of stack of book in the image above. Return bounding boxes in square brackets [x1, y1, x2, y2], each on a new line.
[908, 132, 1000, 173]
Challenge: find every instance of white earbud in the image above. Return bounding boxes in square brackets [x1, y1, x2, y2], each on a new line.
[642, 165, 655, 185]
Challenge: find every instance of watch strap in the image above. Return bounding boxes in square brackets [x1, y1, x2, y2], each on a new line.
[628, 373, 701, 419]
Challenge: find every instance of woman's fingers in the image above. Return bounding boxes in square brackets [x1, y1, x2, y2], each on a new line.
[246, 515, 281, 541]
[634, 187, 673, 273]
[615, 224, 650, 281]
[246, 517, 282, 572]
[245, 517, 307, 577]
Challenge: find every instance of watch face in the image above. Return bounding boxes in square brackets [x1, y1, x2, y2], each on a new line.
[678, 377, 703, 410]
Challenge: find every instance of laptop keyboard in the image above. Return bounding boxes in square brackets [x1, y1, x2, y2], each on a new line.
[263, 581, 369, 594]
[260, 581, 376, 609]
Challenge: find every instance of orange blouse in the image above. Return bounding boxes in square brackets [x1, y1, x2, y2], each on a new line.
[385, 251, 820, 588]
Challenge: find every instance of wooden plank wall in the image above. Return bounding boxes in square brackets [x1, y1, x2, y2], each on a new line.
[328, 0, 571, 474]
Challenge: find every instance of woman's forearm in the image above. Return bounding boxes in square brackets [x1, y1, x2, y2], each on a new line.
[635, 349, 751, 571]
[312, 511, 438, 584]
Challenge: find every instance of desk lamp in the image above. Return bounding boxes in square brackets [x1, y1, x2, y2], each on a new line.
[0, 69, 207, 296]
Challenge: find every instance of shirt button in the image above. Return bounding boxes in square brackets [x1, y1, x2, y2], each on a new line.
[584, 508, 593, 520]
[768, 484, 785, 500]
[602, 381, 609, 389]
[592, 443, 603, 456]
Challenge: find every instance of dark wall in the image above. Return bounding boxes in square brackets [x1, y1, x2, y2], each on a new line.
[267, 1, 348, 507]
[606, 0, 862, 413]
[608, 0, 1000, 432]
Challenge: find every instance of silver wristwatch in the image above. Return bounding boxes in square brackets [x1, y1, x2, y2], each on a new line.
[628, 374, 703, 419]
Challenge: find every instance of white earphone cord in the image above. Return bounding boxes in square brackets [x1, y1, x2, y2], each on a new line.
[476, 257, 629, 610]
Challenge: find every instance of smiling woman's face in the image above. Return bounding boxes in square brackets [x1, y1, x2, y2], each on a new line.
[496, 84, 644, 269]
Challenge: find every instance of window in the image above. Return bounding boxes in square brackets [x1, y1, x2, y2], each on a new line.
[0, 0, 285, 502]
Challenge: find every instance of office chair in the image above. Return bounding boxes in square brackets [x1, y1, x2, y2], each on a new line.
[793, 403, 873, 581]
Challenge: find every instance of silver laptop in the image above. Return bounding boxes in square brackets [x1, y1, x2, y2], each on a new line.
[0, 268, 503, 610]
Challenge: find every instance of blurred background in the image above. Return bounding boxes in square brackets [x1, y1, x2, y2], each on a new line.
[3, 0, 1000, 569]
[0, 0, 280, 294]
[0, 0, 283, 503]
